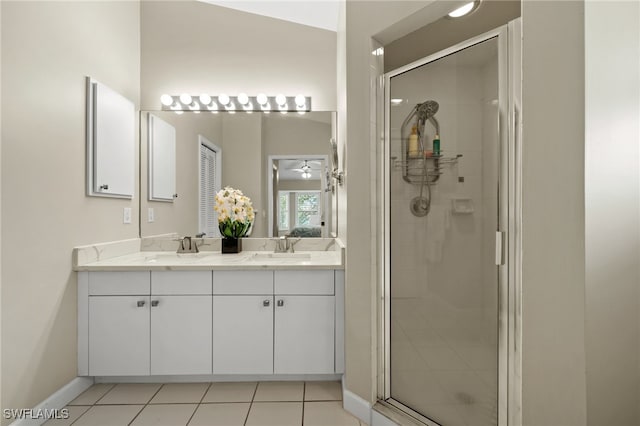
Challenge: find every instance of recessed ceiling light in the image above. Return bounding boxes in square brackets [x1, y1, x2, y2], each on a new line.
[448, 1, 479, 18]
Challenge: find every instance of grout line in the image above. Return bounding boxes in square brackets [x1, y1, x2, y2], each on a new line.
[91, 383, 117, 405]
[243, 382, 259, 426]
[127, 384, 165, 425]
[301, 382, 306, 425]
[185, 382, 213, 426]
[68, 405, 92, 426]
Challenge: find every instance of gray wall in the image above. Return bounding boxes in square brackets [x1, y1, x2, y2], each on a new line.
[342, 0, 432, 403]
[1, 1, 140, 422]
[342, 1, 590, 424]
[585, 2, 640, 424]
[384, 0, 520, 72]
[141, 1, 336, 111]
[521, 1, 587, 424]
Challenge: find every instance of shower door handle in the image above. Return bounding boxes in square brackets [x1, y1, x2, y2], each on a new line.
[495, 231, 505, 266]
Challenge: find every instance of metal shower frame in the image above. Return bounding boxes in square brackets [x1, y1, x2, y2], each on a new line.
[378, 21, 522, 426]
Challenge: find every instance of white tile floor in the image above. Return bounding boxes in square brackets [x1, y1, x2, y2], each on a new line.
[45, 381, 365, 426]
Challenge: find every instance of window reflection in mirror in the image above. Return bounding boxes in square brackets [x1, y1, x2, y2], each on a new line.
[140, 111, 337, 238]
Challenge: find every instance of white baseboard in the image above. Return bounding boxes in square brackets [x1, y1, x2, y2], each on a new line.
[94, 373, 341, 383]
[342, 387, 372, 425]
[9, 377, 93, 426]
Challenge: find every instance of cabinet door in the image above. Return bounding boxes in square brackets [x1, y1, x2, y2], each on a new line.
[213, 295, 273, 374]
[89, 296, 150, 376]
[150, 296, 212, 375]
[274, 296, 335, 374]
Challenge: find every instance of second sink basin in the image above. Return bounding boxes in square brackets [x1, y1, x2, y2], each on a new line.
[252, 252, 312, 260]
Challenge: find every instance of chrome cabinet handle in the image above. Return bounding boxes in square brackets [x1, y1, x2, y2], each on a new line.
[263, 300, 270, 307]
[99, 184, 109, 190]
[151, 300, 159, 307]
[173, 193, 178, 198]
[277, 299, 284, 307]
[137, 300, 145, 307]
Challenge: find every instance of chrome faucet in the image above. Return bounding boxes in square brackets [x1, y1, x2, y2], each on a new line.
[273, 235, 300, 253]
[176, 236, 199, 253]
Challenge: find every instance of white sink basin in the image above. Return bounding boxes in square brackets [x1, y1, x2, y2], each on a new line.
[252, 252, 312, 260]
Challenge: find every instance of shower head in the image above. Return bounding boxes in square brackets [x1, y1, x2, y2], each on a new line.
[417, 100, 439, 119]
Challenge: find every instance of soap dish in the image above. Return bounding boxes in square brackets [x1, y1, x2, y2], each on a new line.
[452, 198, 474, 214]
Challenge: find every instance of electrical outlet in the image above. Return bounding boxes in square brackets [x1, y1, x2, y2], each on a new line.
[123, 207, 132, 224]
[148, 207, 155, 223]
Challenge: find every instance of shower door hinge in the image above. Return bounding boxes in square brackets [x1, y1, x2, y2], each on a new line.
[495, 231, 505, 266]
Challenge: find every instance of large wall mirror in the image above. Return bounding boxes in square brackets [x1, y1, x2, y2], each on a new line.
[140, 111, 337, 238]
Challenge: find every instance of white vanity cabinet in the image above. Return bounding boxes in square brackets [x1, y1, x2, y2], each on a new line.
[78, 267, 344, 378]
[212, 270, 336, 375]
[150, 271, 212, 375]
[87, 272, 150, 376]
[89, 295, 150, 376]
[212, 271, 274, 374]
[274, 271, 335, 374]
[81, 271, 212, 376]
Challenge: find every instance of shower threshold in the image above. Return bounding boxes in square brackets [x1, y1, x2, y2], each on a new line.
[373, 399, 441, 426]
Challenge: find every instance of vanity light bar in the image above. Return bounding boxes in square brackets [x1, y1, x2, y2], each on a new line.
[160, 94, 312, 113]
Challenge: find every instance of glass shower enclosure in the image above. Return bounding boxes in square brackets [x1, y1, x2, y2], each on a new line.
[382, 24, 518, 426]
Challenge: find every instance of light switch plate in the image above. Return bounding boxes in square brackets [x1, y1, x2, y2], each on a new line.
[148, 207, 155, 223]
[123, 207, 132, 224]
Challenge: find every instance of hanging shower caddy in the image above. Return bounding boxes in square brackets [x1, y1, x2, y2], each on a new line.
[396, 100, 461, 186]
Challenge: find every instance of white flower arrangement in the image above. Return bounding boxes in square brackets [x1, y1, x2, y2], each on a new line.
[213, 187, 255, 238]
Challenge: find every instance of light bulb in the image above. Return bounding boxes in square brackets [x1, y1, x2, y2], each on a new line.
[275, 94, 286, 107]
[207, 102, 218, 111]
[199, 94, 211, 105]
[226, 101, 236, 111]
[448, 1, 475, 17]
[256, 93, 268, 105]
[218, 94, 230, 106]
[295, 95, 305, 107]
[189, 102, 199, 110]
[302, 171, 311, 179]
[261, 102, 271, 112]
[160, 94, 173, 106]
[179, 93, 192, 105]
[237, 93, 249, 105]
[243, 101, 254, 112]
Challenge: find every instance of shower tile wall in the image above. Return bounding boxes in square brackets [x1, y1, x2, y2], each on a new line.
[389, 40, 498, 426]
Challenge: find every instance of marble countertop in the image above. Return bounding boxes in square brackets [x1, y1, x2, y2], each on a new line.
[75, 250, 343, 271]
[73, 236, 345, 271]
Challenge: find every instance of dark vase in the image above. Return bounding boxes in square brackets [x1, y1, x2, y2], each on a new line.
[221, 238, 242, 254]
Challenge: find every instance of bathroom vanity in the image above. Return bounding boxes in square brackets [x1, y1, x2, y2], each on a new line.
[74, 239, 344, 381]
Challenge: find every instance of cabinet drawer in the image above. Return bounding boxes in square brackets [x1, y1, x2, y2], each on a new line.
[213, 271, 273, 295]
[275, 270, 334, 295]
[152, 271, 212, 295]
[89, 272, 150, 295]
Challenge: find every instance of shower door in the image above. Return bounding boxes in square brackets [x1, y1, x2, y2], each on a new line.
[383, 26, 512, 426]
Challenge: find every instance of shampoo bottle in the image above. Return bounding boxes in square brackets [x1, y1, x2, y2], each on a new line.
[408, 126, 419, 158]
[433, 134, 441, 156]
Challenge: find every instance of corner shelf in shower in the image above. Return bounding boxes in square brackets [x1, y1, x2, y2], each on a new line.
[393, 152, 461, 185]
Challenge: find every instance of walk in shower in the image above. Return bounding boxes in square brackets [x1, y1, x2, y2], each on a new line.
[381, 23, 520, 426]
